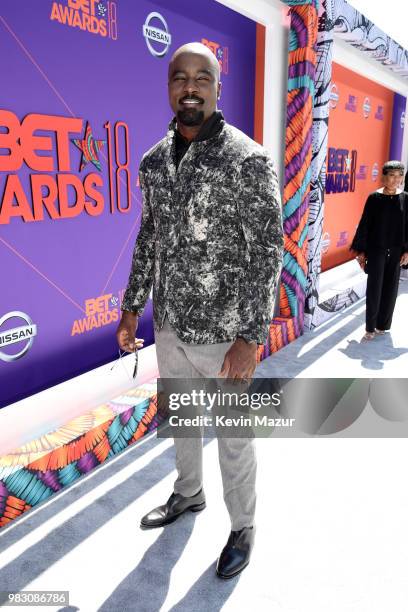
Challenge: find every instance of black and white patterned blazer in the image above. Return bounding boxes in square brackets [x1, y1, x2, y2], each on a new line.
[121, 119, 283, 345]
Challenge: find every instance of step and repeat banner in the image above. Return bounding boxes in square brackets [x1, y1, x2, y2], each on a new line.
[322, 62, 406, 271]
[0, 0, 259, 408]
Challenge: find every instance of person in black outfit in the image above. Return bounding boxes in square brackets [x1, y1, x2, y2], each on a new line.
[351, 160, 408, 341]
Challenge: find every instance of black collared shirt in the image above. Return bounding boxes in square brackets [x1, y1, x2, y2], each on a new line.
[174, 110, 225, 168]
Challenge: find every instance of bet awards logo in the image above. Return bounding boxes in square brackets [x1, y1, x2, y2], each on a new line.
[0, 109, 132, 225]
[336, 231, 349, 247]
[71, 292, 123, 335]
[356, 165, 368, 180]
[345, 94, 357, 113]
[143, 12, 172, 57]
[375, 105, 384, 120]
[326, 147, 357, 194]
[50, 0, 118, 40]
[329, 84, 339, 109]
[0, 311, 37, 362]
[201, 39, 229, 75]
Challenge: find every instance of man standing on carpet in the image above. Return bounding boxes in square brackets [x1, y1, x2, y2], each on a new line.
[116, 42, 283, 579]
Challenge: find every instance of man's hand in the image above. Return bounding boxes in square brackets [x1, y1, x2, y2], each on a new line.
[400, 252, 408, 266]
[218, 337, 257, 382]
[355, 252, 366, 270]
[116, 311, 144, 352]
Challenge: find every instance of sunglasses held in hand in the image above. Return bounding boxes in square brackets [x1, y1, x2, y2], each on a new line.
[111, 338, 143, 381]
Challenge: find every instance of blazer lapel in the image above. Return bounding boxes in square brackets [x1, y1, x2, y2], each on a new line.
[163, 125, 177, 186]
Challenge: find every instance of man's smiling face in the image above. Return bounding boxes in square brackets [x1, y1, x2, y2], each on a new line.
[168, 48, 221, 129]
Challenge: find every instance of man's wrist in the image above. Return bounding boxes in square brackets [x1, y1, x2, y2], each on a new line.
[236, 334, 257, 345]
[121, 309, 140, 318]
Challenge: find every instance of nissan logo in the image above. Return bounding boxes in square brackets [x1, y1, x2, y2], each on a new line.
[363, 97, 371, 118]
[0, 311, 37, 363]
[329, 84, 339, 109]
[143, 12, 172, 58]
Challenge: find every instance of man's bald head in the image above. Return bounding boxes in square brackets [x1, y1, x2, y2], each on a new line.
[168, 42, 222, 134]
[168, 42, 221, 82]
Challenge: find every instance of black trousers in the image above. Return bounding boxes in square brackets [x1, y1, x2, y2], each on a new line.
[365, 247, 401, 332]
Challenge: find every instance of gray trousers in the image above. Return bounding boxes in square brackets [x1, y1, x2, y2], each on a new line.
[154, 315, 257, 531]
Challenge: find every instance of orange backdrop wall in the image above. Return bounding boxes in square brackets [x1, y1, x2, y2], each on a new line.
[322, 62, 395, 271]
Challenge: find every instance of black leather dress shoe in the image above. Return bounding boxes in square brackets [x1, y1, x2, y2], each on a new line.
[140, 489, 206, 528]
[216, 526, 255, 579]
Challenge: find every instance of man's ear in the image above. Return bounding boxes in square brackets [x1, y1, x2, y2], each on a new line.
[217, 81, 222, 100]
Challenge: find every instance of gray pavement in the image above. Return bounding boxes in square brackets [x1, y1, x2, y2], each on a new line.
[0, 283, 407, 611]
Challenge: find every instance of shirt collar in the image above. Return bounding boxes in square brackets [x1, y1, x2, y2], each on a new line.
[377, 187, 403, 195]
[168, 110, 225, 143]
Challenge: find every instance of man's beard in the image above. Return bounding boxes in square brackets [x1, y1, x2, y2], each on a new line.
[177, 108, 205, 127]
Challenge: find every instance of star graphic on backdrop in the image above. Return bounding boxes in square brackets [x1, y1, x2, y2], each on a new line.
[345, 155, 352, 171]
[97, 2, 107, 17]
[72, 122, 106, 172]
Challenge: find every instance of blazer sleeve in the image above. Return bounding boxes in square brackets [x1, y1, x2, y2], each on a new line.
[350, 194, 373, 253]
[120, 166, 155, 315]
[236, 152, 284, 344]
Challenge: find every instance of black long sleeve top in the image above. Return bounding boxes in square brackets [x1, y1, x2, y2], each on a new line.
[350, 191, 408, 253]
